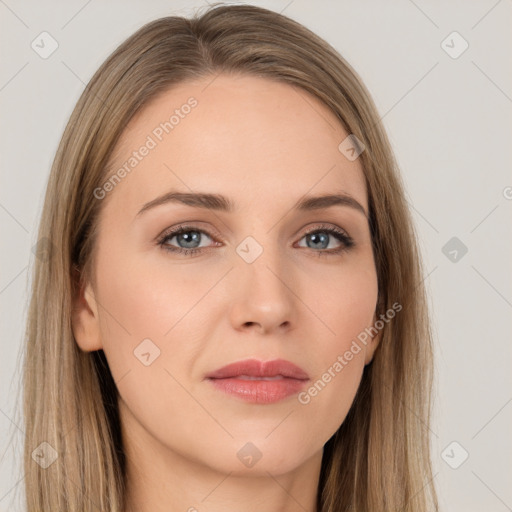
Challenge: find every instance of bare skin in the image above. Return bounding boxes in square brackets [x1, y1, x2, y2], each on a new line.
[72, 73, 381, 512]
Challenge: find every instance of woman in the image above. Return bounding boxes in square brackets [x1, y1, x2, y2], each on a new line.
[23, 3, 438, 511]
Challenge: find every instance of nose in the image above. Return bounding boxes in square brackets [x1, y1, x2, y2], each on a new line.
[229, 246, 297, 335]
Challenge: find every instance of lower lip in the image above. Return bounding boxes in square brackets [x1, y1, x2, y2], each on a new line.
[207, 377, 308, 404]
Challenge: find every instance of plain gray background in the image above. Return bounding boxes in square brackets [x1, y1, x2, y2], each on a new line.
[1, 1, 511, 510]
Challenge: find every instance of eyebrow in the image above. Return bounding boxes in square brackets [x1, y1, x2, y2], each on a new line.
[135, 191, 368, 218]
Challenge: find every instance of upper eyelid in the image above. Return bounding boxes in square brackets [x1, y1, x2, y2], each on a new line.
[158, 224, 221, 243]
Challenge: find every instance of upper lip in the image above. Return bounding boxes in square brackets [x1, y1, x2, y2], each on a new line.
[205, 358, 309, 380]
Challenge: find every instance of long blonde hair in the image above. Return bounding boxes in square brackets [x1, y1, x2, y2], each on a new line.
[21, 3, 438, 510]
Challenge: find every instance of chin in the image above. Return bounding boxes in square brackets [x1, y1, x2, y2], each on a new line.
[201, 438, 313, 477]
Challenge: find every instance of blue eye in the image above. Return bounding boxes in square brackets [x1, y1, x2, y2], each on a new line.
[157, 223, 354, 257]
[298, 224, 354, 254]
[158, 225, 215, 256]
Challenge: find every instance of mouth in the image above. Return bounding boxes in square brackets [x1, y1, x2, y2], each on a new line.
[237, 375, 288, 381]
[205, 358, 309, 404]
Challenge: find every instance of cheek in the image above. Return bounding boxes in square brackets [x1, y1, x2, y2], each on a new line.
[95, 248, 208, 348]
[93, 246, 229, 429]
[307, 252, 378, 350]
[92, 247, 179, 386]
[296, 261, 377, 430]
[92, 251, 213, 445]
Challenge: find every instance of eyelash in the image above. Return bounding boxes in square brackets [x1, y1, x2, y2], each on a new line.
[157, 223, 355, 257]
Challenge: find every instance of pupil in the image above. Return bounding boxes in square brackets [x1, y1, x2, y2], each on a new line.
[178, 231, 200, 249]
[308, 232, 328, 249]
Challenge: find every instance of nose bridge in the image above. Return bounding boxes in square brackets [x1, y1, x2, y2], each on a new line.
[230, 232, 296, 331]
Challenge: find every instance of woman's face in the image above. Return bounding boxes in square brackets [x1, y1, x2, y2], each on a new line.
[74, 73, 380, 477]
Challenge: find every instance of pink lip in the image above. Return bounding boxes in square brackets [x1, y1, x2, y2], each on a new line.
[205, 358, 309, 404]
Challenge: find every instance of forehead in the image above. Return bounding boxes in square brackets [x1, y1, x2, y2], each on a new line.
[104, 73, 368, 215]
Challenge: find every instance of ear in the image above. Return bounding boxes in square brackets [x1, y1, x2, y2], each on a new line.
[364, 311, 383, 365]
[71, 266, 103, 352]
